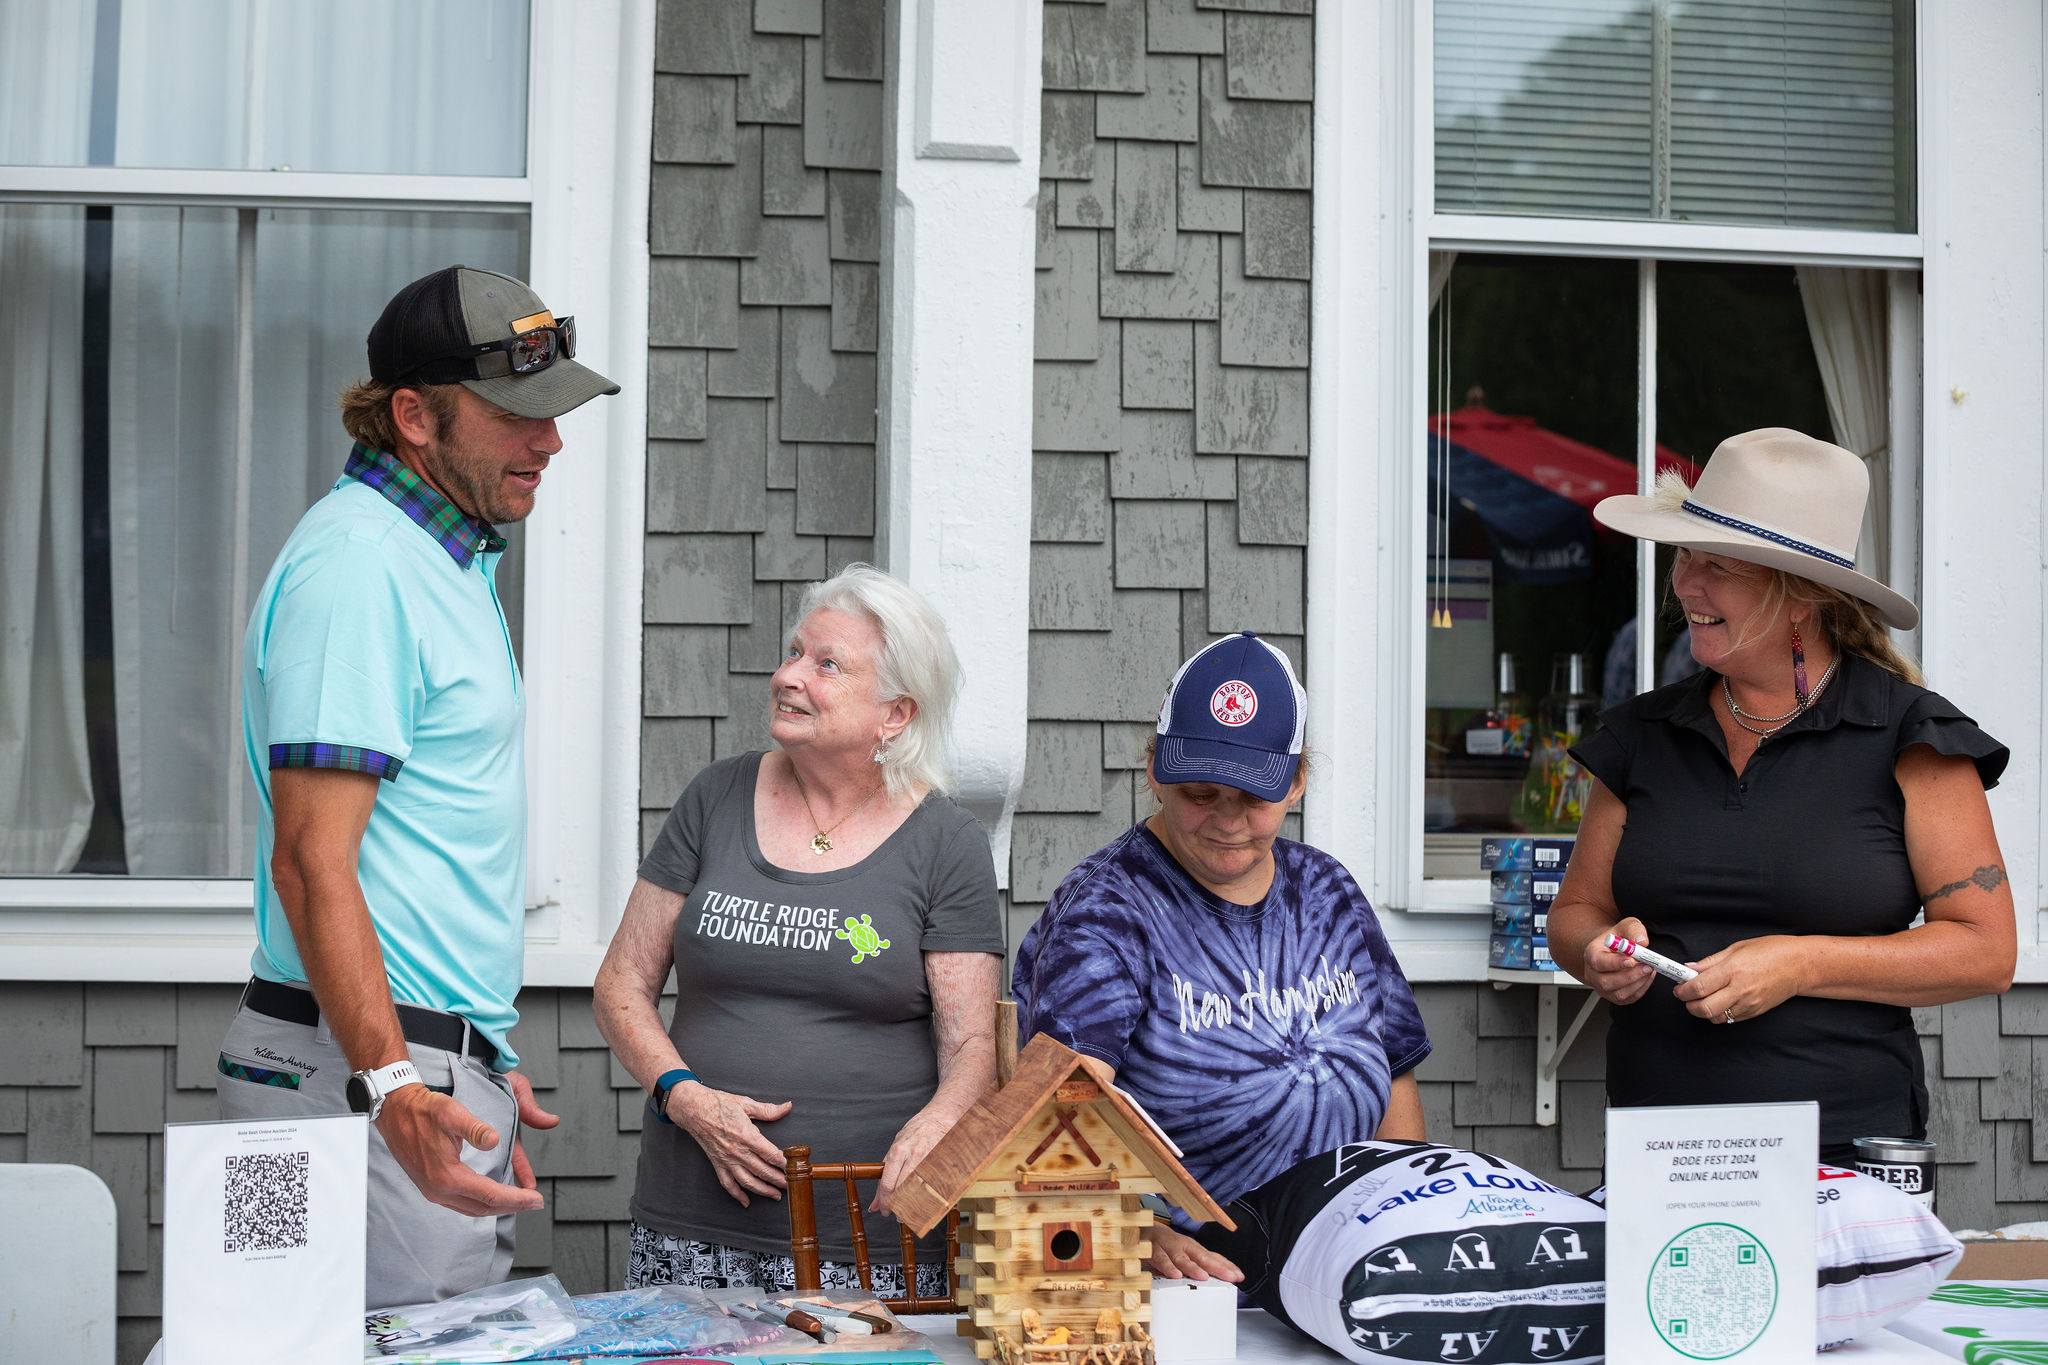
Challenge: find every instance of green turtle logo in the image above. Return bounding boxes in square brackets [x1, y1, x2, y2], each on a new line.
[836, 914, 891, 964]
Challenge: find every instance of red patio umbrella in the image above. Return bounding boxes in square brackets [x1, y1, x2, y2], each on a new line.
[1428, 405, 1700, 512]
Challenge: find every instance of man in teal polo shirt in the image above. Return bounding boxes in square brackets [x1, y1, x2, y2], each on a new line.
[221, 265, 618, 1307]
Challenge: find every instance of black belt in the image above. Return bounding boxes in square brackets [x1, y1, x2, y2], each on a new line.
[244, 977, 498, 1067]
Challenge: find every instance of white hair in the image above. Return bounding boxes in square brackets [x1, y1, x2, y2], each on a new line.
[794, 563, 961, 801]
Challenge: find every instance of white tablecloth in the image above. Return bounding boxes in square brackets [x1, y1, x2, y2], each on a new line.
[895, 1310, 1952, 1364]
[145, 1304, 1955, 1362]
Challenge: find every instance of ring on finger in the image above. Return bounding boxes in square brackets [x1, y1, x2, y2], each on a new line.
[1723, 1007, 1735, 1025]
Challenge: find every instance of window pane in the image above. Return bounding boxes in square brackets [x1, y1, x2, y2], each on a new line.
[1423, 255, 1638, 878]
[0, 202, 526, 877]
[1436, 1, 1654, 219]
[1671, 2, 1914, 230]
[1435, 0, 1916, 232]
[0, 0, 529, 176]
[1651, 261, 1843, 669]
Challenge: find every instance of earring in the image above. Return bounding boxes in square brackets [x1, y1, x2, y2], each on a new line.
[873, 739, 892, 764]
[1791, 628, 1810, 704]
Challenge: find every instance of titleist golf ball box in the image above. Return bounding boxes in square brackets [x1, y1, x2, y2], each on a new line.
[1487, 837, 1573, 969]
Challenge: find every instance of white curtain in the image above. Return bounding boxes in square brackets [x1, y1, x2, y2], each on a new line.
[101, 2, 528, 875]
[1795, 266, 1891, 581]
[0, 4, 94, 872]
[1429, 250, 1458, 310]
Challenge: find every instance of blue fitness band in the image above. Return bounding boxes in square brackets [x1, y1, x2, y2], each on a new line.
[649, 1067, 698, 1124]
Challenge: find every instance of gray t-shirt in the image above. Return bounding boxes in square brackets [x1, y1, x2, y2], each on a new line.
[630, 752, 1003, 1259]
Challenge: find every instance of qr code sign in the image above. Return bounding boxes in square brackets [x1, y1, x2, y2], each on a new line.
[223, 1150, 310, 1253]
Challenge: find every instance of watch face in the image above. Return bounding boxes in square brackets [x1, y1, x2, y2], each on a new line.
[345, 1074, 373, 1115]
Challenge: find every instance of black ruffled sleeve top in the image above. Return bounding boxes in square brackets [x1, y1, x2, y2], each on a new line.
[1568, 651, 2007, 1149]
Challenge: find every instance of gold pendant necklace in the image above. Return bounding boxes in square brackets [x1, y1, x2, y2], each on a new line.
[790, 762, 883, 855]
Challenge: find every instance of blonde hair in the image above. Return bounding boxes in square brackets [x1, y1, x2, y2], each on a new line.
[1653, 468, 1922, 685]
[338, 377, 460, 453]
[795, 564, 961, 802]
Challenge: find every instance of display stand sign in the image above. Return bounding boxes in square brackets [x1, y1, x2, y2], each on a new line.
[162, 1113, 367, 1364]
[1605, 1102, 1817, 1362]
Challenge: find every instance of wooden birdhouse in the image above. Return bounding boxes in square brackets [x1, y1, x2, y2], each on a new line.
[890, 1034, 1233, 1365]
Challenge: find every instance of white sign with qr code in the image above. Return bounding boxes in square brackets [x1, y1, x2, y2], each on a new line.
[163, 1113, 366, 1364]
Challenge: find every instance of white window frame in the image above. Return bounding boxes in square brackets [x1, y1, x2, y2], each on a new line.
[1306, 0, 1975, 980]
[0, 1, 653, 985]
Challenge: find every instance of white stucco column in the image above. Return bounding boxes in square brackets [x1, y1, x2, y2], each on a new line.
[879, 0, 1043, 884]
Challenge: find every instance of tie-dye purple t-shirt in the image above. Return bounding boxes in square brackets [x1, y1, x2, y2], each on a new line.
[1013, 823, 1431, 1213]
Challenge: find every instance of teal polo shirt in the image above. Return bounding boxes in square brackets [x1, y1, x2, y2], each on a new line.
[240, 445, 526, 1068]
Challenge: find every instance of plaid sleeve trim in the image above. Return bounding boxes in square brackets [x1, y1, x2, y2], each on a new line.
[269, 743, 405, 781]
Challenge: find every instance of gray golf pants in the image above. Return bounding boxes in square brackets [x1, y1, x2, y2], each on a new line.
[215, 984, 520, 1309]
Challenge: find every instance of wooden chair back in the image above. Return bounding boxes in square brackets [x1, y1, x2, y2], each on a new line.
[783, 1145, 961, 1314]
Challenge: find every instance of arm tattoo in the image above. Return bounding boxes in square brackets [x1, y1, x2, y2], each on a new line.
[1923, 864, 2007, 905]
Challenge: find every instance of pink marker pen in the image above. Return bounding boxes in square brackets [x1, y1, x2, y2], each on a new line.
[1604, 933, 1699, 984]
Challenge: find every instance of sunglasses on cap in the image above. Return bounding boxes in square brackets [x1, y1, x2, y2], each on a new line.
[405, 316, 577, 384]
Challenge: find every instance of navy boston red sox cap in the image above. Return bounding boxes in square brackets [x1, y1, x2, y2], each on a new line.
[1152, 632, 1307, 802]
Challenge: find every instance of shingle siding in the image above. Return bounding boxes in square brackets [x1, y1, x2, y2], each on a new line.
[638, 0, 885, 827]
[1014, 0, 1313, 924]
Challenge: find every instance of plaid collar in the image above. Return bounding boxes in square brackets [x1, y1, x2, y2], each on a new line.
[342, 443, 507, 570]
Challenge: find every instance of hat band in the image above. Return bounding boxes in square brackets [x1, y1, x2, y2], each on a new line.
[1678, 499, 1854, 570]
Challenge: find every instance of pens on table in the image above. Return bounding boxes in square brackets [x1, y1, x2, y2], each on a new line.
[803, 1311, 874, 1336]
[736, 1303, 836, 1342]
[1603, 933, 1699, 984]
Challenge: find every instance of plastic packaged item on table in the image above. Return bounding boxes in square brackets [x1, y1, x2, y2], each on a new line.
[1491, 902, 1533, 935]
[364, 1275, 579, 1362]
[1532, 837, 1574, 872]
[751, 1289, 943, 1356]
[532, 1284, 810, 1360]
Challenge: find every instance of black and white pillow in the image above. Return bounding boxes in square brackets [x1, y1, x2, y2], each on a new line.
[1200, 1141, 1605, 1365]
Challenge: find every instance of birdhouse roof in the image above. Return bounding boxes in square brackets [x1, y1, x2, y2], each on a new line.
[890, 1033, 1233, 1237]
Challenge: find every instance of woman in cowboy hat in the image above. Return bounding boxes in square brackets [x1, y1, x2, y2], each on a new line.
[1549, 428, 2015, 1164]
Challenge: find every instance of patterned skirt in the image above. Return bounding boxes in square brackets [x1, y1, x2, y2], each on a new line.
[626, 1221, 951, 1298]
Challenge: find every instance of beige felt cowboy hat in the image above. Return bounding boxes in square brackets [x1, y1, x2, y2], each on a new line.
[1593, 427, 1918, 631]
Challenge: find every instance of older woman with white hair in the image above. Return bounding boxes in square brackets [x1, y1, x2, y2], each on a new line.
[1551, 429, 2015, 1165]
[596, 564, 1002, 1293]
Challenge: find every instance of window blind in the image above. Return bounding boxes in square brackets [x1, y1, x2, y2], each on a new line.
[1436, 1, 1655, 219]
[1670, 1, 1908, 229]
[1435, 0, 1913, 231]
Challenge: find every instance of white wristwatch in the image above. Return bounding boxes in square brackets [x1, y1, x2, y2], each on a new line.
[345, 1058, 423, 1120]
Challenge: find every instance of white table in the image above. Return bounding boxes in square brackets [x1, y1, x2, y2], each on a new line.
[897, 1309, 1952, 1364]
[144, 1304, 1956, 1362]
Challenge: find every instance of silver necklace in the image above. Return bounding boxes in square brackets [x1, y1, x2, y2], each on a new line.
[1722, 656, 1839, 739]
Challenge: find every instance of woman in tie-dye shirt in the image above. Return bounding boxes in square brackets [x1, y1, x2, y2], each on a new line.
[1013, 633, 1430, 1284]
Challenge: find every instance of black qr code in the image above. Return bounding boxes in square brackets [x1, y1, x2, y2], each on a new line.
[223, 1150, 310, 1253]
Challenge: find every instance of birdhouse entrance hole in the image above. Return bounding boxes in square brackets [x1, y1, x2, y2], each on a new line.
[1043, 1221, 1093, 1271]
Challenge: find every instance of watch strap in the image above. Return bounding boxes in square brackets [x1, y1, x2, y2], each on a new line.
[649, 1067, 698, 1124]
[368, 1059, 422, 1094]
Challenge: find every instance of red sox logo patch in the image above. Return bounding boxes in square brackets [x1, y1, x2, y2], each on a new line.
[1211, 680, 1257, 726]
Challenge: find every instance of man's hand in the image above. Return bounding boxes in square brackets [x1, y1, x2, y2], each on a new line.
[1148, 1224, 1242, 1283]
[375, 1084, 545, 1217]
[669, 1081, 793, 1207]
[507, 1070, 558, 1193]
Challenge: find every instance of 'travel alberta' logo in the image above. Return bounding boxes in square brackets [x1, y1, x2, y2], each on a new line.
[835, 913, 892, 964]
[1460, 1193, 1540, 1219]
[1210, 680, 1257, 726]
